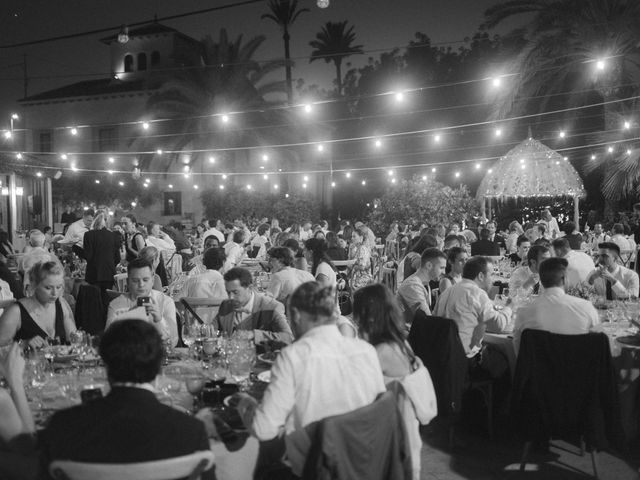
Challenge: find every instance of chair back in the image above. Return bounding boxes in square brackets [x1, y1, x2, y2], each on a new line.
[618, 249, 634, 267]
[113, 273, 128, 293]
[408, 312, 467, 417]
[384, 240, 400, 261]
[380, 265, 397, 293]
[333, 259, 356, 269]
[511, 330, 622, 450]
[164, 252, 183, 284]
[49, 450, 215, 480]
[178, 297, 225, 325]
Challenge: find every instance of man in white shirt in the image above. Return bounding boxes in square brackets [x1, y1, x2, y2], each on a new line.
[60, 209, 94, 256]
[203, 218, 225, 244]
[106, 258, 178, 346]
[223, 230, 247, 272]
[587, 242, 640, 300]
[435, 256, 511, 378]
[589, 223, 609, 252]
[513, 257, 601, 354]
[231, 281, 385, 476]
[249, 224, 271, 260]
[508, 245, 550, 295]
[266, 247, 314, 304]
[610, 223, 633, 251]
[541, 208, 560, 239]
[397, 247, 446, 322]
[299, 222, 312, 241]
[551, 237, 595, 289]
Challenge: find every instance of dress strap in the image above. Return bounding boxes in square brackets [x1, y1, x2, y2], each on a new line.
[54, 299, 66, 342]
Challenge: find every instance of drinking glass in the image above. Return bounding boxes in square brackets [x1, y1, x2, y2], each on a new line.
[181, 320, 197, 349]
[185, 374, 206, 411]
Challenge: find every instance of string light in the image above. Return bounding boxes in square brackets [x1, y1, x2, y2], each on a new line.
[302, 183, 307, 189]
[246, 184, 252, 190]
[361, 180, 366, 185]
[494, 128, 502, 137]
[488, 169, 493, 173]
[422, 175, 427, 180]
[303, 175, 309, 181]
[219, 185, 224, 190]
[345, 172, 351, 178]
[194, 184, 199, 189]
[143, 183, 149, 188]
[222, 174, 227, 179]
[596, 59, 606, 71]
[168, 184, 173, 189]
[16, 153, 22, 159]
[3, 131, 11, 139]
[71, 164, 78, 172]
[303, 104, 312, 113]
[559, 130, 566, 138]
[70, 127, 78, 135]
[627, 149, 632, 155]
[156, 149, 163, 155]
[624, 121, 631, 130]
[431, 167, 436, 173]
[608, 146, 614, 153]
[391, 178, 397, 184]
[455, 171, 461, 178]
[118, 181, 124, 186]
[273, 184, 279, 190]
[108, 169, 114, 175]
[491, 77, 502, 88]
[331, 181, 336, 188]
[434, 134, 441, 143]
[317, 144, 324, 152]
[60, 154, 68, 160]
[95, 179, 100, 184]
[387, 170, 394, 176]
[221, 114, 229, 123]
[374, 139, 382, 148]
[262, 154, 269, 162]
[263, 174, 268, 180]
[209, 156, 216, 163]
[475, 163, 481, 170]
[394, 92, 404, 102]
[591, 154, 596, 160]
[142, 122, 150, 130]
[108, 157, 114, 163]
[36, 172, 42, 177]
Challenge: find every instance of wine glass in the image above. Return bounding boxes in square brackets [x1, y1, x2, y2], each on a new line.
[185, 375, 206, 411]
[182, 320, 196, 349]
[207, 356, 228, 405]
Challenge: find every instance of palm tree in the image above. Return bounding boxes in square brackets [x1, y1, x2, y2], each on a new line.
[309, 21, 364, 96]
[261, 0, 309, 104]
[483, 0, 640, 209]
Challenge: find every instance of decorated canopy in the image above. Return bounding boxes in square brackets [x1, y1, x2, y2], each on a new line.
[476, 137, 585, 200]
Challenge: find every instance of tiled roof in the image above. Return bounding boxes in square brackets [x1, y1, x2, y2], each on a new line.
[19, 78, 151, 103]
[100, 23, 199, 45]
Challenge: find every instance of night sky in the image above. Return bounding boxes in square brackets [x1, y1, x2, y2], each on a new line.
[0, 0, 505, 120]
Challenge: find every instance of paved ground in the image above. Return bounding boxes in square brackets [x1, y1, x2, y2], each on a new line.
[420, 417, 640, 480]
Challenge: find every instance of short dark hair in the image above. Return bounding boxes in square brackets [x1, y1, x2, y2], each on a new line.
[83, 209, 95, 218]
[563, 221, 576, 235]
[536, 224, 546, 235]
[462, 256, 491, 280]
[290, 281, 335, 318]
[527, 245, 549, 263]
[539, 257, 568, 288]
[420, 247, 446, 267]
[127, 257, 153, 275]
[203, 247, 226, 270]
[534, 237, 551, 248]
[232, 230, 246, 244]
[223, 267, 253, 287]
[446, 246, 466, 265]
[257, 223, 270, 236]
[283, 238, 301, 253]
[516, 235, 530, 247]
[479, 228, 491, 240]
[612, 223, 625, 235]
[444, 234, 460, 247]
[268, 246, 294, 266]
[100, 319, 163, 383]
[551, 237, 570, 250]
[599, 241, 621, 256]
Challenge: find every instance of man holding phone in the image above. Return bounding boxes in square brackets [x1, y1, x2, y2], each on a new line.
[106, 258, 178, 346]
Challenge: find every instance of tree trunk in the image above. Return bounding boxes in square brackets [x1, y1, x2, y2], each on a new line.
[283, 29, 293, 104]
[334, 58, 343, 96]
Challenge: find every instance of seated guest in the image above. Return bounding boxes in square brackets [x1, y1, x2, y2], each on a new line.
[283, 239, 308, 271]
[486, 221, 506, 250]
[305, 239, 337, 290]
[138, 246, 164, 291]
[266, 247, 314, 304]
[397, 235, 438, 284]
[589, 223, 609, 252]
[215, 267, 293, 344]
[250, 224, 271, 260]
[325, 232, 347, 261]
[443, 234, 461, 250]
[145, 221, 176, 254]
[106, 258, 178, 347]
[610, 223, 634, 252]
[189, 235, 221, 276]
[20, 230, 57, 292]
[178, 248, 227, 323]
[562, 221, 584, 250]
[505, 221, 524, 254]
[470, 228, 500, 256]
[587, 242, 640, 300]
[39, 320, 213, 480]
[435, 256, 511, 378]
[513, 257, 601, 354]
[525, 224, 546, 244]
[551, 237, 594, 289]
[508, 236, 530, 266]
[203, 218, 226, 244]
[223, 230, 246, 272]
[439, 247, 467, 294]
[231, 282, 385, 477]
[397, 248, 446, 322]
[0, 261, 76, 349]
[509, 245, 550, 295]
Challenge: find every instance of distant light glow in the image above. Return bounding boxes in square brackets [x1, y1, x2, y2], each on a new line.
[521, 164, 526, 169]
[263, 174, 268, 180]
[285, 193, 290, 198]
[591, 155, 596, 160]
[219, 185, 225, 190]
[391, 178, 397, 184]
[303, 175, 309, 182]
[61, 154, 68, 160]
[608, 146, 614, 153]
[95, 179, 100, 183]
[331, 181, 336, 188]
[118, 181, 124, 186]
[142, 122, 150, 130]
[345, 172, 351, 178]
[455, 171, 461, 178]
[627, 149, 632, 155]
[168, 184, 173, 189]
[221, 114, 229, 123]
[559, 131, 566, 139]
[145, 178, 150, 183]
[624, 121, 631, 130]
[395, 92, 404, 102]
[488, 169, 493, 173]
[475, 163, 481, 170]
[563, 156, 568, 161]
[16, 153, 22, 159]
[70, 127, 78, 135]
[387, 170, 394, 176]
[262, 154, 269, 162]
[374, 139, 382, 148]
[492, 77, 502, 88]
[273, 184, 279, 190]
[108, 170, 114, 175]
[422, 175, 427, 181]
[302, 183, 307, 189]
[361, 180, 366, 185]
[156, 149, 163, 155]
[434, 134, 441, 143]
[495, 128, 502, 137]
[303, 104, 312, 113]
[317, 144, 324, 152]
[209, 156, 215, 164]
[596, 59, 606, 71]
[108, 157, 114, 163]
[143, 183, 149, 188]
[431, 167, 436, 173]
[222, 174, 227, 179]
[193, 185, 199, 190]
[3, 131, 11, 139]
[36, 172, 42, 177]
[246, 184, 252, 190]
[71, 164, 78, 172]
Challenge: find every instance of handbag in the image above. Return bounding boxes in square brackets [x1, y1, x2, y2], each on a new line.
[400, 357, 438, 425]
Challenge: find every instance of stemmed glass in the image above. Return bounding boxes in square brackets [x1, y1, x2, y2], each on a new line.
[207, 356, 228, 405]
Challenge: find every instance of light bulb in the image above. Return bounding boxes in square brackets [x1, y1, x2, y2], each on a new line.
[434, 134, 441, 143]
[317, 0, 329, 8]
[495, 128, 502, 137]
[70, 128, 78, 135]
[596, 59, 606, 71]
[317, 144, 324, 152]
[221, 114, 229, 123]
[274, 184, 279, 190]
[108, 157, 114, 163]
[455, 171, 461, 178]
[559, 131, 566, 139]
[345, 172, 351, 178]
[431, 167, 436, 173]
[209, 156, 215, 163]
[168, 184, 173, 189]
[331, 182, 336, 188]
[142, 122, 149, 130]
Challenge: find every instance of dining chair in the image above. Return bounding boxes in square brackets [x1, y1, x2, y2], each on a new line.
[332, 259, 356, 269]
[177, 297, 225, 325]
[618, 249, 634, 268]
[113, 273, 128, 292]
[512, 330, 623, 478]
[380, 265, 397, 294]
[49, 450, 215, 480]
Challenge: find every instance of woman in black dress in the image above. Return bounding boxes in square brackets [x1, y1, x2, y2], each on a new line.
[121, 214, 145, 263]
[0, 261, 76, 348]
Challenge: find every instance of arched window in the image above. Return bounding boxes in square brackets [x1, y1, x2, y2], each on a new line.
[124, 54, 134, 72]
[138, 53, 147, 71]
[151, 51, 160, 66]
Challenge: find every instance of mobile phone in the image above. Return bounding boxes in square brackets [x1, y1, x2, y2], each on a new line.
[137, 296, 152, 307]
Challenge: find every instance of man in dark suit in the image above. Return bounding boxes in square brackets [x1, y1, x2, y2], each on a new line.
[486, 221, 506, 250]
[39, 320, 214, 480]
[215, 267, 293, 344]
[471, 228, 501, 256]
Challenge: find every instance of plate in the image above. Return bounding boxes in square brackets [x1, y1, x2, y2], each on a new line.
[256, 371, 271, 383]
[616, 335, 640, 347]
[54, 353, 79, 363]
[257, 353, 278, 365]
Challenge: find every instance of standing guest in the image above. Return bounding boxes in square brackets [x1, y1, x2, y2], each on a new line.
[397, 248, 446, 322]
[250, 224, 271, 260]
[61, 209, 94, 259]
[513, 257, 601, 354]
[203, 219, 226, 244]
[121, 214, 145, 263]
[435, 256, 511, 379]
[398, 235, 438, 283]
[470, 228, 500, 256]
[223, 230, 246, 272]
[540, 208, 561, 239]
[266, 247, 314, 304]
[60, 206, 77, 225]
[106, 258, 178, 347]
[325, 232, 347, 261]
[551, 237, 594, 289]
[386, 222, 400, 243]
[509, 245, 551, 294]
[439, 247, 468, 294]
[610, 223, 635, 252]
[587, 242, 640, 300]
[342, 225, 354, 246]
[42, 226, 54, 252]
[485, 221, 506, 250]
[349, 228, 374, 290]
[283, 239, 308, 271]
[20, 230, 57, 290]
[525, 224, 545, 244]
[505, 221, 524, 254]
[0, 261, 77, 348]
[165, 223, 191, 253]
[508, 237, 531, 266]
[230, 282, 385, 478]
[589, 223, 609, 252]
[179, 248, 227, 323]
[39, 320, 214, 480]
[305, 239, 337, 290]
[215, 267, 292, 344]
[562, 221, 584, 250]
[84, 212, 120, 294]
[353, 283, 431, 480]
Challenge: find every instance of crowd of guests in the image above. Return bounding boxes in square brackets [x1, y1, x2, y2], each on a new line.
[0, 204, 637, 479]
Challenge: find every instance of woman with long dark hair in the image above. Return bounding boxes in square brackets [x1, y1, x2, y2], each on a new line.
[305, 238, 337, 290]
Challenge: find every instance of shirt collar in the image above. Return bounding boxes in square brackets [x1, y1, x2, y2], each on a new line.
[300, 323, 340, 340]
[237, 291, 255, 313]
[110, 382, 156, 393]
[542, 286, 565, 296]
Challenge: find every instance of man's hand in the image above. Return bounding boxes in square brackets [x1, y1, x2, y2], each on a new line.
[600, 268, 617, 284]
[145, 298, 161, 323]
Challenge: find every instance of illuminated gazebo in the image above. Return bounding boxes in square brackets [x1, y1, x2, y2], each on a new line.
[476, 137, 585, 225]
